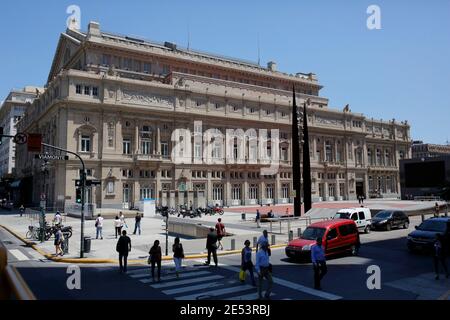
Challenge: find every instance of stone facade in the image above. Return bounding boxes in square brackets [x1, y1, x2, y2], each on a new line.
[15, 22, 411, 209]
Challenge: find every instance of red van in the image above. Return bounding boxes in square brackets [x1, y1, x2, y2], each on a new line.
[285, 219, 360, 259]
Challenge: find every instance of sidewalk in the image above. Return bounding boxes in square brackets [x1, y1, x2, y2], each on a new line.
[0, 209, 293, 262]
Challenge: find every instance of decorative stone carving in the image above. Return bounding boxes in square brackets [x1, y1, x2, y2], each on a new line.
[122, 90, 174, 108]
[315, 116, 343, 127]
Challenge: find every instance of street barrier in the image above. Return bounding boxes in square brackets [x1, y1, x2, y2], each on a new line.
[253, 237, 257, 248]
[297, 228, 302, 237]
[271, 235, 276, 245]
[231, 239, 235, 250]
[288, 230, 293, 241]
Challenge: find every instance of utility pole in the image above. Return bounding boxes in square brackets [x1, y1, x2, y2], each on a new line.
[165, 214, 169, 256]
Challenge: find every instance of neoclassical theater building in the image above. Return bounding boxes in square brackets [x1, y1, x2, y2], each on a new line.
[16, 22, 411, 210]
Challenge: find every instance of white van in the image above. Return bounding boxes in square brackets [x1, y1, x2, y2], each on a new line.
[333, 208, 372, 233]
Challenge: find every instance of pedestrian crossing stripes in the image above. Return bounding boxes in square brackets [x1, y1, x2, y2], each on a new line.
[151, 275, 224, 288]
[176, 284, 254, 300]
[125, 264, 264, 300]
[140, 271, 211, 283]
[9, 249, 29, 261]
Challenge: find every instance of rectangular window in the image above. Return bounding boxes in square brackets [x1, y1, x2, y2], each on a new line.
[123, 139, 131, 155]
[194, 142, 202, 159]
[107, 181, 114, 194]
[102, 54, 111, 66]
[92, 87, 98, 97]
[141, 140, 151, 155]
[123, 58, 132, 70]
[76, 84, 82, 94]
[84, 86, 90, 95]
[81, 135, 91, 152]
[161, 141, 169, 157]
[143, 63, 151, 74]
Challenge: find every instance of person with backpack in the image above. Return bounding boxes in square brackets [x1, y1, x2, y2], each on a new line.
[215, 218, 226, 250]
[172, 237, 184, 278]
[133, 212, 142, 235]
[95, 213, 104, 240]
[241, 240, 256, 286]
[116, 230, 131, 273]
[149, 240, 162, 282]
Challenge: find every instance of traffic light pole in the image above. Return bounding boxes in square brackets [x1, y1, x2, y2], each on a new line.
[41, 143, 86, 258]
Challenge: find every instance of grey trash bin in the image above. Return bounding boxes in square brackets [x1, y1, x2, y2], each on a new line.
[83, 236, 91, 253]
[62, 237, 69, 254]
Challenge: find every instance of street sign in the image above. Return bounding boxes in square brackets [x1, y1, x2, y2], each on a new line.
[75, 179, 101, 187]
[35, 154, 69, 161]
[27, 133, 42, 153]
[13, 133, 28, 145]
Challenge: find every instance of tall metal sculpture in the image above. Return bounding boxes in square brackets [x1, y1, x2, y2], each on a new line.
[292, 87, 302, 216]
[302, 100, 312, 213]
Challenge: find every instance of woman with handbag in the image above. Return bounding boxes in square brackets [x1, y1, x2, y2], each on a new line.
[240, 240, 256, 286]
[172, 237, 184, 278]
[148, 240, 162, 282]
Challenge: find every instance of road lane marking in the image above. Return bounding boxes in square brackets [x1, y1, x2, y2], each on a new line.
[151, 275, 224, 289]
[9, 249, 29, 261]
[194, 260, 342, 300]
[163, 282, 224, 295]
[139, 271, 212, 283]
[225, 292, 275, 300]
[175, 284, 254, 300]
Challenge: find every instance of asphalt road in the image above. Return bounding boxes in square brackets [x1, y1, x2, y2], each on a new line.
[3, 220, 449, 300]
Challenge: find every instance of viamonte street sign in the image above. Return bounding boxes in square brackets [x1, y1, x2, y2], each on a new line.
[35, 154, 69, 161]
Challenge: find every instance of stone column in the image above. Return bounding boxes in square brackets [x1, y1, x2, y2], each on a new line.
[324, 181, 329, 201]
[156, 125, 161, 155]
[312, 136, 317, 161]
[275, 174, 281, 204]
[335, 180, 340, 200]
[135, 122, 139, 154]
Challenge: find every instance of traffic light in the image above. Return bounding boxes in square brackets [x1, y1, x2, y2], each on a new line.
[76, 187, 82, 204]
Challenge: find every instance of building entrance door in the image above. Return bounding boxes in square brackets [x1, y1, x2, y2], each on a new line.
[123, 184, 132, 209]
[356, 181, 364, 198]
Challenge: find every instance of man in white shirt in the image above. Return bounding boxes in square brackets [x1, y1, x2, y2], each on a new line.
[95, 214, 104, 240]
[53, 212, 62, 226]
[256, 230, 271, 256]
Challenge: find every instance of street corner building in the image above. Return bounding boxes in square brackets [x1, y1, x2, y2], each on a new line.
[14, 21, 412, 217]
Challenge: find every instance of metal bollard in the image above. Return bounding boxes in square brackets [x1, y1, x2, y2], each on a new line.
[253, 237, 257, 248]
[271, 234, 276, 245]
[241, 213, 246, 220]
[231, 238, 236, 251]
[421, 214, 425, 222]
[288, 230, 293, 241]
[297, 228, 302, 238]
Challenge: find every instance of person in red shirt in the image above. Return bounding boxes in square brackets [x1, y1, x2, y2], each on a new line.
[215, 218, 226, 250]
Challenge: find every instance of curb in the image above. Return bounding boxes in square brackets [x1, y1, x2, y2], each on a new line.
[0, 224, 287, 265]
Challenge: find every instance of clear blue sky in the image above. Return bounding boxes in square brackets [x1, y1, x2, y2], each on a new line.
[1, 0, 449, 143]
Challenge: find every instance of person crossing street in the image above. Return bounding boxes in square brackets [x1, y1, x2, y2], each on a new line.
[255, 243, 273, 300]
[311, 237, 327, 290]
[133, 212, 142, 235]
[116, 230, 131, 273]
[215, 218, 226, 250]
[205, 227, 218, 266]
[241, 240, 256, 286]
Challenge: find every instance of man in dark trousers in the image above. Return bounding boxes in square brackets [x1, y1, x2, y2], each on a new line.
[133, 212, 142, 235]
[116, 230, 131, 273]
[205, 227, 218, 266]
[311, 237, 327, 290]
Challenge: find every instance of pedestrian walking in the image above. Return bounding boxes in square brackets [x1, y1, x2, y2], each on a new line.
[256, 230, 271, 256]
[311, 237, 327, 290]
[116, 230, 131, 273]
[215, 218, 226, 250]
[435, 202, 440, 217]
[114, 216, 122, 239]
[119, 211, 127, 229]
[361, 195, 365, 204]
[433, 234, 449, 280]
[241, 240, 256, 286]
[172, 237, 184, 278]
[205, 227, 218, 266]
[53, 211, 62, 227]
[95, 213, 104, 240]
[255, 243, 273, 300]
[149, 240, 162, 282]
[255, 209, 261, 228]
[54, 227, 64, 256]
[19, 204, 25, 217]
[133, 212, 142, 235]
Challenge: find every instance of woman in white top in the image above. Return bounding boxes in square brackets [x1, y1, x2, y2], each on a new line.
[114, 216, 122, 239]
[119, 212, 127, 229]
